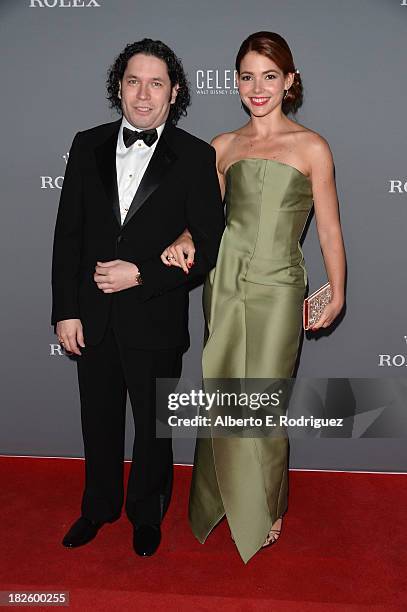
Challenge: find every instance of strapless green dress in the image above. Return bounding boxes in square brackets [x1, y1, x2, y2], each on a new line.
[189, 158, 314, 563]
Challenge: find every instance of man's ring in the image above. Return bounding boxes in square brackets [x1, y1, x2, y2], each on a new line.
[167, 255, 176, 261]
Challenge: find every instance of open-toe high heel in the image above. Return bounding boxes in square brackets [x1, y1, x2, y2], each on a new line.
[229, 516, 283, 548]
[262, 517, 282, 548]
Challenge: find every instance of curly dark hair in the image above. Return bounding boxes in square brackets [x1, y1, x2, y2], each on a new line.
[106, 38, 191, 125]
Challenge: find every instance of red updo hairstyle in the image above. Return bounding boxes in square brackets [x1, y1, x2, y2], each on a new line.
[235, 31, 303, 115]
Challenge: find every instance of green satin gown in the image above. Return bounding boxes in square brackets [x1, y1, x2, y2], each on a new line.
[189, 158, 314, 563]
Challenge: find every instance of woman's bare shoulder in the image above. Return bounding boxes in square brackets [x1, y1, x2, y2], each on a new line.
[210, 131, 241, 173]
[210, 131, 239, 152]
[293, 122, 332, 154]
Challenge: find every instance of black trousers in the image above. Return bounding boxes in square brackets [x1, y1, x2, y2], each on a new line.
[76, 310, 183, 526]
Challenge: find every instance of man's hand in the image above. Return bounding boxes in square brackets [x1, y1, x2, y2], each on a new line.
[94, 259, 141, 293]
[56, 319, 85, 356]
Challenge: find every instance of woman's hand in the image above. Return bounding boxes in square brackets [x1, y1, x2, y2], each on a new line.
[160, 229, 195, 274]
[311, 298, 344, 331]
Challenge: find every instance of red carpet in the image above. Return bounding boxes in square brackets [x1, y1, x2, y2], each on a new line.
[0, 457, 405, 611]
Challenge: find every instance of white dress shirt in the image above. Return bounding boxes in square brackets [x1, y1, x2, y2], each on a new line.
[116, 116, 165, 225]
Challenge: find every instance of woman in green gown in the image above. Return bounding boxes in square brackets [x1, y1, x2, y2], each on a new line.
[162, 31, 346, 563]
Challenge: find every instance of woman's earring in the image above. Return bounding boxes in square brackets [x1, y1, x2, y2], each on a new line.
[283, 89, 289, 100]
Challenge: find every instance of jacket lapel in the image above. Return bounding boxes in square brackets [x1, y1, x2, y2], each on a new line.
[94, 120, 121, 227]
[121, 121, 178, 228]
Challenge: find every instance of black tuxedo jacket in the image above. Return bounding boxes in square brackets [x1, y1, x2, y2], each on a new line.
[51, 119, 225, 349]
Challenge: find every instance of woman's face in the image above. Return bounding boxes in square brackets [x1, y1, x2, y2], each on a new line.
[237, 51, 293, 117]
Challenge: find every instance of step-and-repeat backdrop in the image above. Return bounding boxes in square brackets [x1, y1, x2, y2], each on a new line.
[1, 0, 406, 471]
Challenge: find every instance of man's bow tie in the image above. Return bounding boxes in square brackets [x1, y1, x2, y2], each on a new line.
[123, 126, 158, 148]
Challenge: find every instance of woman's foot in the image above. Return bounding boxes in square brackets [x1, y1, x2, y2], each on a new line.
[262, 516, 282, 547]
[229, 516, 283, 547]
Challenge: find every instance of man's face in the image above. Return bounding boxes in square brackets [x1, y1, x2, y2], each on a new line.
[119, 53, 178, 129]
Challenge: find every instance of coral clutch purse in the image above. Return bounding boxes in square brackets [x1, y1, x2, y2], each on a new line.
[303, 282, 332, 330]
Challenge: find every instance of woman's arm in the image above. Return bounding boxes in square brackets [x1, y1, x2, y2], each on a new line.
[133, 145, 224, 301]
[160, 133, 228, 271]
[309, 136, 346, 330]
[210, 133, 228, 200]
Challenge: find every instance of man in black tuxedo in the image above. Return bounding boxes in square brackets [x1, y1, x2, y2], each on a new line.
[51, 39, 224, 556]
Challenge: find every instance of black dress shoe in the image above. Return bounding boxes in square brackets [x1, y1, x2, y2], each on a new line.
[62, 517, 103, 548]
[133, 524, 161, 557]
